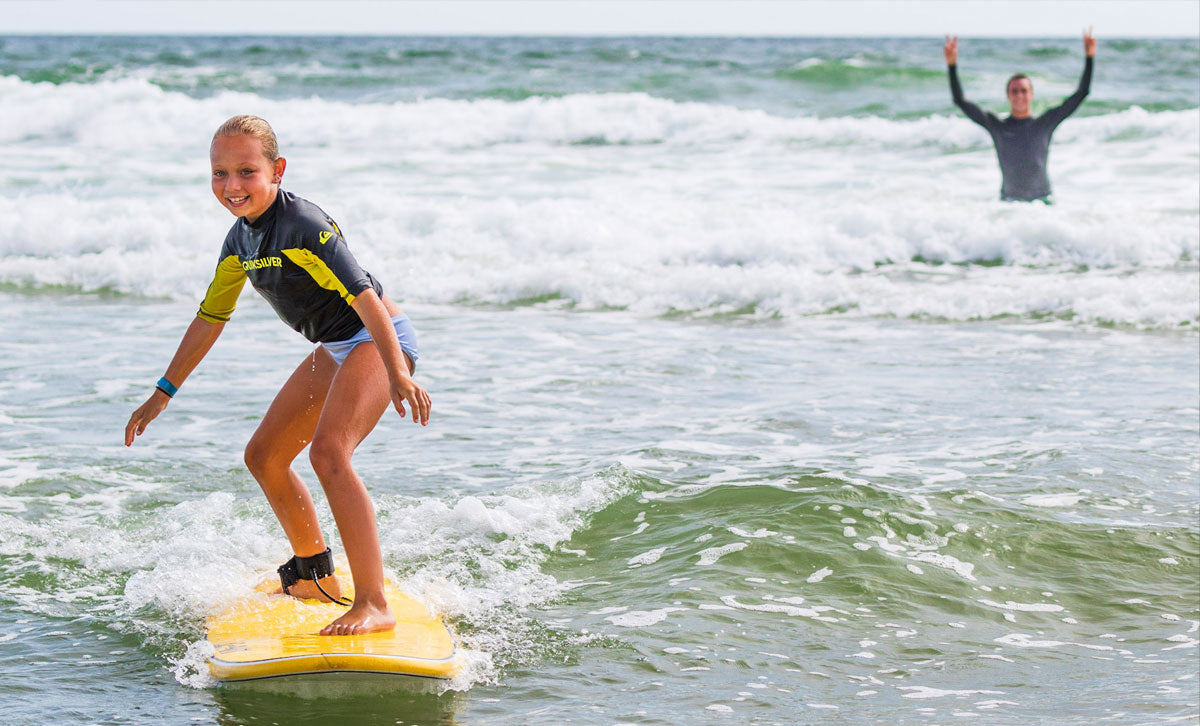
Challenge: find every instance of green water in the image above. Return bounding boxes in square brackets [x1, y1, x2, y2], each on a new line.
[0, 293, 1195, 723]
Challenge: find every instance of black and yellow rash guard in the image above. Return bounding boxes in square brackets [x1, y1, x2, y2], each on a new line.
[197, 191, 382, 343]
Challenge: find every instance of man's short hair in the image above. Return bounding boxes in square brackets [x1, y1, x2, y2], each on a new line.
[1006, 73, 1033, 95]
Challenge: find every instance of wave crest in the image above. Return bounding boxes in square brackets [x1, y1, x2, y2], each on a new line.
[1, 75, 1195, 152]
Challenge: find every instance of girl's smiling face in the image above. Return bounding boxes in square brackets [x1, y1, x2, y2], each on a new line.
[210, 134, 286, 223]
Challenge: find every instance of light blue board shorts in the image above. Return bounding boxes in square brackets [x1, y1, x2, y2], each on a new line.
[320, 314, 420, 369]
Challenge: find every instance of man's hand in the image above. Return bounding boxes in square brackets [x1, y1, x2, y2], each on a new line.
[944, 35, 958, 65]
[1083, 27, 1097, 58]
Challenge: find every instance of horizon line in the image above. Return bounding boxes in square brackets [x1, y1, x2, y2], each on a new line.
[3, 31, 1196, 39]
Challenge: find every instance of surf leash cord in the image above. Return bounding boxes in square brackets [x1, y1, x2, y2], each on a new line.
[277, 548, 353, 607]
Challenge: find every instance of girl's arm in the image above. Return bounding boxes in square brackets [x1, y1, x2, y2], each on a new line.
[351, 289, 431, 425]
[124, 317, 225, 446]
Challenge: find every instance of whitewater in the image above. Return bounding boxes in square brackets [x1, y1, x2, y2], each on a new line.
[1, 66, 1196, 328]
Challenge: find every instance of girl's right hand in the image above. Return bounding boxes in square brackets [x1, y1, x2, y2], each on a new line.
[125, 390, 170, 446]
[389, 375, 431, 426]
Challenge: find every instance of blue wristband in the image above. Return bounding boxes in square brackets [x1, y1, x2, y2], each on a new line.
[156, 377, 178, 398]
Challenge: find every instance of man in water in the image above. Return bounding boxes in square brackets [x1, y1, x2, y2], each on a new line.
[944, 31, 1096, 202]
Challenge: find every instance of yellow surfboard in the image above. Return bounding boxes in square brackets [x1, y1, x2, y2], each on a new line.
[206, 568, 460, 683]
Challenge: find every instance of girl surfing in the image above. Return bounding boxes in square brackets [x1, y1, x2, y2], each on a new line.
[124, 115, 430, 636]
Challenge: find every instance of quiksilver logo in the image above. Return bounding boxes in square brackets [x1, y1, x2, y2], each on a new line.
[318, 231, 333, 244]
[242, 256, 283, 271]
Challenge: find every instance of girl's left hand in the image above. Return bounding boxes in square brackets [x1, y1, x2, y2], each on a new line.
[391, 377, 431, 425]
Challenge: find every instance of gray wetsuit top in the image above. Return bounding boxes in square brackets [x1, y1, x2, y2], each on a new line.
[948, 57, 1093, 201]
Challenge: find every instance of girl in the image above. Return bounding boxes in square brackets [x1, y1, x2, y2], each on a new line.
[124, 115, 430, 636]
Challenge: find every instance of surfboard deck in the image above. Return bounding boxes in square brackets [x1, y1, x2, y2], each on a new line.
[206, 566, 459, 683]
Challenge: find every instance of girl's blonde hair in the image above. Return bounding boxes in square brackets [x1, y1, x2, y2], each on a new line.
[212, 115, 280, 161]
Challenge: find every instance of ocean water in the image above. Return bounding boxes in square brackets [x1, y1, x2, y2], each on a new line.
[0, 35, 1196, 725]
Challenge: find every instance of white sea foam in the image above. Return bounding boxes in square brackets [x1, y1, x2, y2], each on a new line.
[897, 686, 1006, 699]
[606, 607, 685, 627]
[0, 465, 633, 691]
[806, 567, 833, 583]
[979, 599, 1065, 613]
[696, 542, 749, 565]
[628, 547, 667, 566]
[718, 595, 839, 623]
[995, 633, 1115, 652]
[1, 77, 1195, 329]
[4, 77, 1193, 153]
[1023, 492, 1084, 507]
[728, 526, 776, 538]
[4, 191, 1192, 328]
[865, 535, 978, 582]
[374, 472, 633, 686]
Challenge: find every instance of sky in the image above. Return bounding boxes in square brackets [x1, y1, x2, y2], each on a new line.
[3, 0, 1198, 37]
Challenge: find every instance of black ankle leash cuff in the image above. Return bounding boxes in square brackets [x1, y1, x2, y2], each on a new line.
[278, 547, 352, 607]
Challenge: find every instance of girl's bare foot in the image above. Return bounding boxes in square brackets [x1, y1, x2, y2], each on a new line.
[319, 599, 396, 636]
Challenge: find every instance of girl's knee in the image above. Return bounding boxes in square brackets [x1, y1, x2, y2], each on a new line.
[244, 437, 273, 477]
[309, 437, 352, 480]
[244, 435, 298, 477]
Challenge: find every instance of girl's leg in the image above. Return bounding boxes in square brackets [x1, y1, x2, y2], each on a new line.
[244, 348, 344, 601]
[308, 340, 400, 635]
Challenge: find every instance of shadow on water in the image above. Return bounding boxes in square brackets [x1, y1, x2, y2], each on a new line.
[210, 675, 464, 726]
